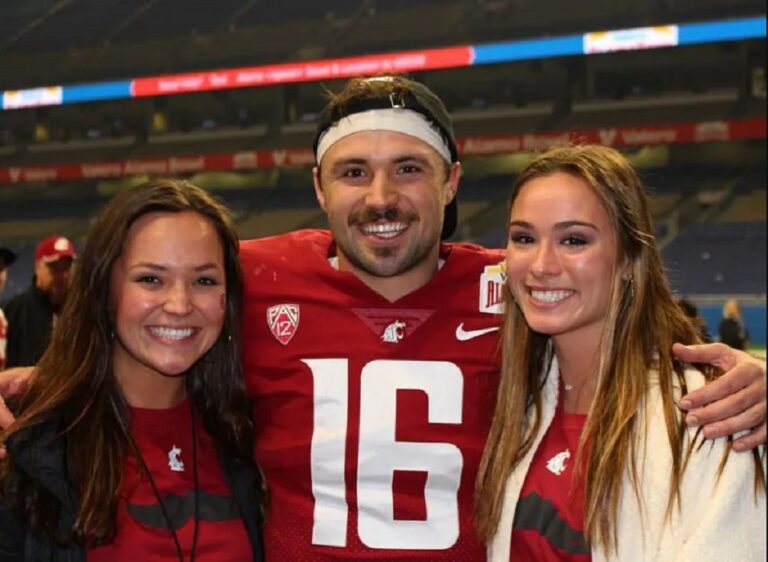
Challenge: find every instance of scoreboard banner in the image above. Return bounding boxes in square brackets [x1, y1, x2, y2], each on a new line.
[2, 16, 764, 111]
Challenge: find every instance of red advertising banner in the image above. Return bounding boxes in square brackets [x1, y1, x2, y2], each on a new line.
[1, 118, 764, 185]
[132, 46, 473, 97]
[458, 118, 767, 154]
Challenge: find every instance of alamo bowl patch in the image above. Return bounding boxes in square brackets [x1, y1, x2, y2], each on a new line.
[267, 304, 300, 345]
[479, 262, 505, 314]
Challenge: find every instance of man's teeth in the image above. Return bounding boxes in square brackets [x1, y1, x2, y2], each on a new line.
[150, 327, 194, 340]
[361, 222, 407, 238]
[531, 290, 573, 303]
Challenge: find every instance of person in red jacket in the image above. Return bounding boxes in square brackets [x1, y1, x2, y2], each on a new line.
[1, 235, 76, 368]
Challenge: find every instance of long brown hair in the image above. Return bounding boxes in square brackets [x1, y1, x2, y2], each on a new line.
[474, 145, 765, 550]
[0, 178, 255, 545]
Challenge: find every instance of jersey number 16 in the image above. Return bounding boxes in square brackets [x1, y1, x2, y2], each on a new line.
[304, 359, 464, 550]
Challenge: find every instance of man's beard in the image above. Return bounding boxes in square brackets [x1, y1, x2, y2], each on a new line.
[335, 206, 441, 279]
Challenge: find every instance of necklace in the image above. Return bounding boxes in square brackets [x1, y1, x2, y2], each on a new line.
[561, 373, 597, 394]
[129, 401, 200, 562]
[560, 368, 574, 391]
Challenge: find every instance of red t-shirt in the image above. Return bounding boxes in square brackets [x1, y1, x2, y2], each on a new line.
[241, 230, 505, 561]
[88, 399, 251, 562]
[510, 390, 590, 561]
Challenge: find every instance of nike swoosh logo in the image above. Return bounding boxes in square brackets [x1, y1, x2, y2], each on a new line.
[455, 323, 500, 341]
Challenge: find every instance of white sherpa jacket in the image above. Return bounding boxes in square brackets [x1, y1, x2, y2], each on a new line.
[488, 356, 767, 562]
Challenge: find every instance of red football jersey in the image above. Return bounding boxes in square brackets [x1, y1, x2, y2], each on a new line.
[241, 230, 504, 561]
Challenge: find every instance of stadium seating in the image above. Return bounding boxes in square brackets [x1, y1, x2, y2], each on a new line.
[663, 221, 766, 295]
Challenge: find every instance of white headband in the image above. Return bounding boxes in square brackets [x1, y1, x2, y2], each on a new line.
[315, 108, 452, 164]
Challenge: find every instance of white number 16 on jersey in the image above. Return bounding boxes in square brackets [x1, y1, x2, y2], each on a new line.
[303, 359, 464, 550]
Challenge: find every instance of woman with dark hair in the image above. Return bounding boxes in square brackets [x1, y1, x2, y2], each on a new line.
[0, 179, 263, 561]
[475, 145, 765, 561]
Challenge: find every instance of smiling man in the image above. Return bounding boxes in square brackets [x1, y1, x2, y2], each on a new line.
[313, 103, 461, 299]
[241, 76, 506, 560]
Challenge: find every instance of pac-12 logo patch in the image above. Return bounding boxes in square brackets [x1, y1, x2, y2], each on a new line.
[267, 304, 300, 345]
[479, 262, 505, 314]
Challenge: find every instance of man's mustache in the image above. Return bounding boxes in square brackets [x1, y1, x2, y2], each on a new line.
[348, 207, 418, 226]
[128, 491, 241, 530]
